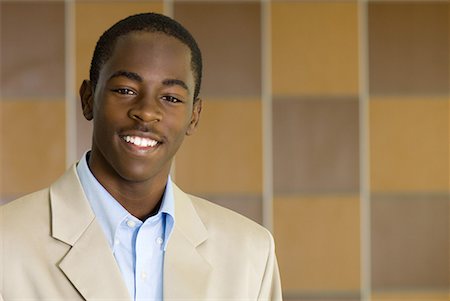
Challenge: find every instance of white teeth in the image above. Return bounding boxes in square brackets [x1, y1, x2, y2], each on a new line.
[135, 137, 141, 145]
[123, 136, 158, 147]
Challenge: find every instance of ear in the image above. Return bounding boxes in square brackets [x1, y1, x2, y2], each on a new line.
[186, 98, 202, 136]
[79, 80, 94, 121]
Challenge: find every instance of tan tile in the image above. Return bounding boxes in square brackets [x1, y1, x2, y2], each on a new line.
[273, 98, 359, 194]
[274, 196, 360, 292]
[76, 103, 93, 159]
[1, 2, 65, 98]
[369, 2, 449, 95]
[371, 195, 449, 290]
[175, 98, 262, 195]
[0, 100, 66, 198]
[284, 298, 359, 301]
[174, 2, 261, 98]
[370, 97, 449, 192]
[271, 2, 359, 96]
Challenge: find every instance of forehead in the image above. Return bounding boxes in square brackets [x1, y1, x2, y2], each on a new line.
[101, 31, 193, 80]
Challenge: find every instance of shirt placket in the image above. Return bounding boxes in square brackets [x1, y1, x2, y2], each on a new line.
[135, 215, 164, 300]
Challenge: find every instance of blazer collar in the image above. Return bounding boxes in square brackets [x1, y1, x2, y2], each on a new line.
[163, 184, 212, 299]
[50, 164, 130, 300]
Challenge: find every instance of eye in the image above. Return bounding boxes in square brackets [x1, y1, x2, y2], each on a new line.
[161, 95, 182, 103]
[112, 88, 137, 95]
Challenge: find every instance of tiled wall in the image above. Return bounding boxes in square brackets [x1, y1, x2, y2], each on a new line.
[0, 1, 448, 300]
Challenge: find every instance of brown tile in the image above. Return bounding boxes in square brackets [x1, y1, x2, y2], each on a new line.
[274, 196, 361, 291]
[174, 2, 261, 98]
[371, 195, 449, 290]
[271, 2, 359, 96]
[0, 100, 66, 199]
[175, 98, 262, 195]
[0, 2, 65, 98]
[273, 98, 359, 194]
[368, 2, 449, 95]
[370, 97, 449, 192]
[194, 195, 262, 225]
[372, 291, 449, 301]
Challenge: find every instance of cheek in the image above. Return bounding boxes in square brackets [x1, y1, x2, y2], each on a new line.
[95, 101, 125, 127]
[165, 109, 192, 131]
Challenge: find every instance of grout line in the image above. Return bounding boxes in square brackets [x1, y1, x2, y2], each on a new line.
[164, 0, 172, 175]
[164, 0, 175, 180]
[163, 0, 174, 18]
[261, 0, 273, 231]
[358, 0, 371, 301]
[65, 0, 77, 167]
[0, 2, 3, 201]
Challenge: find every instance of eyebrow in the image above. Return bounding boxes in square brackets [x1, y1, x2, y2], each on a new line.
[108, 70, 143, 82]
[162, 78, 189, 92]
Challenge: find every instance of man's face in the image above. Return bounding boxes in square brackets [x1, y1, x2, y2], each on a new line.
[81, 31, 201, 184]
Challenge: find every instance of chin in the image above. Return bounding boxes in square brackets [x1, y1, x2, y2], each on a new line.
[115, 163, 166, 183]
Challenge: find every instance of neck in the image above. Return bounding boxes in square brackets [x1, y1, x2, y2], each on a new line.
[87, 153, 169, 221]
[106, 179, 167, 220]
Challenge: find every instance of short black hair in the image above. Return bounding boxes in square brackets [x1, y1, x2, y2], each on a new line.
[90, 12, 202, 99]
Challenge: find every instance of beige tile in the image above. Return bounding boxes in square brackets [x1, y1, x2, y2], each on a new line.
[0, 100, 66, 199]
[369, 2, 449, 95]
[274, 196, 360, 292]
[371, 195, 449, 290]
[1, 2, 65, 98]
[370, 97, 449, 192]
[273, 98, 359, 194]
[174, 2, 261, 98]
[271, 2, 359, 96]
[175, 98, 262, 195]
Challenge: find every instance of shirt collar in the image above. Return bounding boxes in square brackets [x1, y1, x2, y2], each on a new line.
[76, 151, 175, 250]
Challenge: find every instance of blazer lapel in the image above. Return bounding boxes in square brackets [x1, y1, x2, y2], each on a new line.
[50, 165, 130, 301]
[164, 185, 211, 300]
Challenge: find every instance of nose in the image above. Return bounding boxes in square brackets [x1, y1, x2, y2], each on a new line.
[128, 93, 162, 123]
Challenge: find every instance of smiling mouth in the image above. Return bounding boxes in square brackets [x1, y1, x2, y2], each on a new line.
[122, 135, 159, 148]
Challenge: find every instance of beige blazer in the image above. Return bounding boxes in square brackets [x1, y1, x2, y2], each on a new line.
[0, 165, 282, 300]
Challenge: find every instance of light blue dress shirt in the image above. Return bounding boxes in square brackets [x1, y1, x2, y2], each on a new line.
[76, 152, 175, 301]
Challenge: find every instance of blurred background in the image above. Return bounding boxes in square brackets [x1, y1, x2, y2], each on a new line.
[0, 0, 448, 300]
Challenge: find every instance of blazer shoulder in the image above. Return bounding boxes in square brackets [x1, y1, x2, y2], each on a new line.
[1, 188, 50, 217]
[187, 194, 274, 248]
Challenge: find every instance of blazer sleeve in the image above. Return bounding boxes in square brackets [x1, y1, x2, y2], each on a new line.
[257, 229, 283, 301]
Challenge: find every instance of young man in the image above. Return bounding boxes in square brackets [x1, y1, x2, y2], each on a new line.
[0, 13, 282, 300]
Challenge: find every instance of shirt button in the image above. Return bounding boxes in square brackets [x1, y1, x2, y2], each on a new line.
[126, 220, 136, 228]
[141, 272, 147, 280]
[114, 239, 120, 245]
[156, 237, 164, 245]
